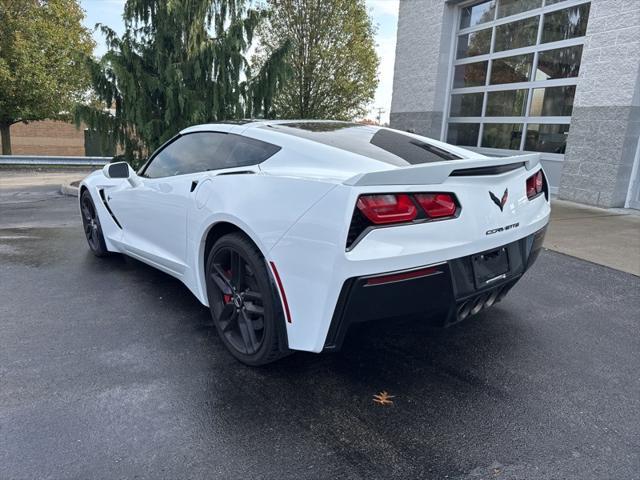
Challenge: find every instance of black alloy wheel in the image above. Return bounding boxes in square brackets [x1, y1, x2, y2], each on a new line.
[80, 190, 108, 257]
[206, 233, 285, 365]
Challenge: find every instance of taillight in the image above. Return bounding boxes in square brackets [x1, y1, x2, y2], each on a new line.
[356, 194, 417, 224]
[535, 171, 543, 192]
[348, 192, 460, 249]
[526, 170, 545, 200]
[414, 193, 457, 218]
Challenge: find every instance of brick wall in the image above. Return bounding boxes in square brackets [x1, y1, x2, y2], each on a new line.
[5, 120, 86, 156]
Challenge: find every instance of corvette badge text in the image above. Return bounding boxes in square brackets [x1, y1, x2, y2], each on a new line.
[486, 222, 520, 236]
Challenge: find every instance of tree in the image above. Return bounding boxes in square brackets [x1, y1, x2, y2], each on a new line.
[77, 0, 290, 164]
[0, 0, 94, 155]
[255, 0, 379, 120]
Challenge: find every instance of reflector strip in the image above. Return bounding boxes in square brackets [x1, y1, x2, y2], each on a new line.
[269, 261, 292, 323]
[365, 266, 441, 286]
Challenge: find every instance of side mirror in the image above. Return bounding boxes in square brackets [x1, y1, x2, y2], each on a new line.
[103, 161, 140, 187]
[104, 161, 130, 179]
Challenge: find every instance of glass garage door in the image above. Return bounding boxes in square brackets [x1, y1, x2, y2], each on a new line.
[445, 0, 591, 192]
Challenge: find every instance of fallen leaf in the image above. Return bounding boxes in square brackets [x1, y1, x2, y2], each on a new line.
[372, 390, 395, 406]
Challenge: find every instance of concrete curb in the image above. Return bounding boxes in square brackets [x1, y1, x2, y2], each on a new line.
[60, 182, 79, 197]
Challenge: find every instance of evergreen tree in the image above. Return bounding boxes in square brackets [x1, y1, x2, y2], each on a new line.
[77, 0, 289, 163]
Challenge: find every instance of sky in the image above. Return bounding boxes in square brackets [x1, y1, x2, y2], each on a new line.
[80, 0, 399, 124]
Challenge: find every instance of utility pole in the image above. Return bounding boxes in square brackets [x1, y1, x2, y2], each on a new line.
[375, 107, 385, 125]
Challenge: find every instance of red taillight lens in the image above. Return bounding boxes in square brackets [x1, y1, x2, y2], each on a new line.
[526, 170, 545, 199]
[414, 193, 457, 218]
[535, 171, 543, 192]
[526, 176, 537, 198]
[356, 194, 417, 224]
[348, 192, 460, 248]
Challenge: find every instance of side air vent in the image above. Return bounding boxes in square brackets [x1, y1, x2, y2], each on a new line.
[450, 162, 524, 177]
[99, 189, 123, 229]
[346, 208, 370, 249]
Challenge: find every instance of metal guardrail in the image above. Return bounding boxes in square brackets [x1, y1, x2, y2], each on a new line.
[0, 155, 111, 166]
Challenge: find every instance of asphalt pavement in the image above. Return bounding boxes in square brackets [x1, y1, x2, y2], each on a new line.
[1, 176, 639, 479]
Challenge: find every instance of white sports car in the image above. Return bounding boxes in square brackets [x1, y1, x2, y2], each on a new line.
[79, 120, 550, 365]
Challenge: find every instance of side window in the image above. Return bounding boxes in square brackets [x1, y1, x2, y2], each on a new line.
[220, 135, 282, 168]
[143, 132, 227, 178]
[142, 132, 281, 178]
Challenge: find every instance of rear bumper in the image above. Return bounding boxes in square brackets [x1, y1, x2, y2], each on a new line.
[323, 226, 546, 351]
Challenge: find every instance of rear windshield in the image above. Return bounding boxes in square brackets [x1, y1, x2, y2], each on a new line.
[264, 122, 461, 166]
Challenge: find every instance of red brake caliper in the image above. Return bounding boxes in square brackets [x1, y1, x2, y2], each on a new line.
[223, 269, 233, 304]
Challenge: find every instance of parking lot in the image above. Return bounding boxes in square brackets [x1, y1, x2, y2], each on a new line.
[1, 173, 639, 479]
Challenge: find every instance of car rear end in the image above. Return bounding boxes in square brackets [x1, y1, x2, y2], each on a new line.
[323, 160, 549, 350]
[256, 122, 550, 352]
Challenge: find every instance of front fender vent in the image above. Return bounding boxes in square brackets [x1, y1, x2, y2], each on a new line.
[99, 189, 123, 229]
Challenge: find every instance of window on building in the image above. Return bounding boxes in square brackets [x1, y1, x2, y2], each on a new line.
[482, 123, 524, 149]
[447, 123, 480, 147]
[494, 16, 539, 52]
[457, 28, 493, 58]
[453, 61, 488, 88]
[460, 0, 496, 29]
[535, 45, 583, 80]
[486, 89, 528, 116]
[525, 124, 570, 153]
[529, 86, 576, 116]
[490, 54, 534, 84]
[446, 0, 589, 155]
[450, 92, 484, 117]
[497, 0, 542, 18]
[541, 3, 590, 43]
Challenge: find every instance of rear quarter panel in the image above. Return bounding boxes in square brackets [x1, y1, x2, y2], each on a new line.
[187, 173, 338, 305]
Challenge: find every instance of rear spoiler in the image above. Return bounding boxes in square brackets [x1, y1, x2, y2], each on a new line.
[343, 153, 541, 186]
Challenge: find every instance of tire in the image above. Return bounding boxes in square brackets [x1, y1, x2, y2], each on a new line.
[80, 189, 109, 257]
[205, 233, 287, 366]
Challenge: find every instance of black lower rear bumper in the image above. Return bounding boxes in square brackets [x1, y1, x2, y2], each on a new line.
[323, 227, 546, 351]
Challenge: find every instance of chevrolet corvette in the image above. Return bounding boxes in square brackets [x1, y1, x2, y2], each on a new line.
[79, 120, 550, 365]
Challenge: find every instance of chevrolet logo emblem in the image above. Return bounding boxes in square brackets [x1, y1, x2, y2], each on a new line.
[489, 189, 508, 212]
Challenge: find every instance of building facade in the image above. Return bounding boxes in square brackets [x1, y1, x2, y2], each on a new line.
[391, 0, 640, 209]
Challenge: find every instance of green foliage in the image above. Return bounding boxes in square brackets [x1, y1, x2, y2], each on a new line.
[255, 0, 379, 120]
[0, 0, 94, 154]
[78, 0, 290, 165]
